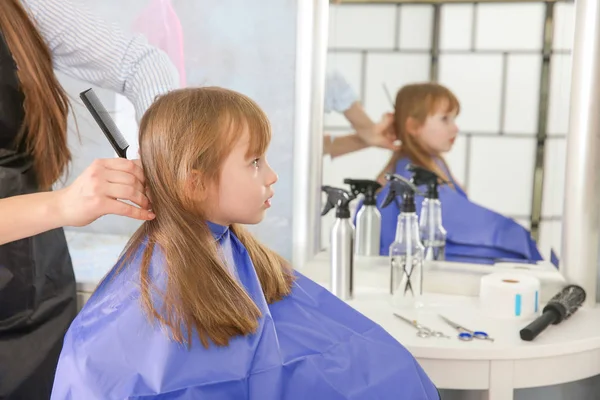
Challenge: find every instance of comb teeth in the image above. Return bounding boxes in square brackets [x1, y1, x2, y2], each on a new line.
[79, 88, 129, 158]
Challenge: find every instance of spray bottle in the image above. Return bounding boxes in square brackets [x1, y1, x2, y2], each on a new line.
[344, 179, 382, 257]
[407, 165, 447, 261]
[381, 174, 425, 308]
[321, 185, 356, 300]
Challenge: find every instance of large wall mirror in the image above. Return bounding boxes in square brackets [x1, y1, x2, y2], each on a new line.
[298, 0, 575, 268]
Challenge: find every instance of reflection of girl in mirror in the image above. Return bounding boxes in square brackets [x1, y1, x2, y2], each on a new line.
[323, 70, 399, 158]
[377, 83, 461, 188]
[356, 82, 543, 265]
[52, 87, 440, 399]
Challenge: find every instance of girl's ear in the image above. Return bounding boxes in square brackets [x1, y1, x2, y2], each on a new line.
[405, 117, 421, 136]
[188, 169, 208, 201]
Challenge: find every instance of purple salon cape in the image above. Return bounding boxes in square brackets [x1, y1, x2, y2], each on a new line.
[51, 222, 440, 399]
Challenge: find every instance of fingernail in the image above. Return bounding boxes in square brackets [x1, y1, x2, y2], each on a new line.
[148, 212, 156, 219]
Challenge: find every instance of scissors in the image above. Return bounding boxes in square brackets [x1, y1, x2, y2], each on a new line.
[394, 313, 450, 339]
[439, 315, 494, 342]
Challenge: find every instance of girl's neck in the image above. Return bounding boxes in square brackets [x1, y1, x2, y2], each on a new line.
[206, 220, 230, 240]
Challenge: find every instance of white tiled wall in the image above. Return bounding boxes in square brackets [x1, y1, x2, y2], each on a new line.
[475, 3, 545, 51]
[542, 138, 567, 218]
[547, 54, 572, 135]
[328, 5, 397, 49]
[439, 54, 504, 133]
[504, 55, 542, 134]
[364, 53, 430, 119]
[467, 136, 536, 217]
[323, 2, 575, 259]
[439, 5, 473, 50]
[398, 6, 433, 50]
[443, 135, 468, 186]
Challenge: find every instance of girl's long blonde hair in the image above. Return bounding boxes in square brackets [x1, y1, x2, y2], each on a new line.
[122, 87, 295, 349]
[378, 82, 460, 184]
[0, 0, 71, 190]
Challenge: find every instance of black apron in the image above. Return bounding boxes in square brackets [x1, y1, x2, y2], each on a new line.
[0, 29, 77, 400]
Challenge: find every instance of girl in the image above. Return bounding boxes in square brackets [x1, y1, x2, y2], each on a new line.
[51, 87, 440, 400]
[359, 82, 542, 264]
[376, 83, 462, 187]
[0, 0, 177, 396]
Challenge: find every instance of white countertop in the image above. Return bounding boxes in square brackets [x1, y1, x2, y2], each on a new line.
[344, 292, 600, 361]
[298, 252, 593, 361]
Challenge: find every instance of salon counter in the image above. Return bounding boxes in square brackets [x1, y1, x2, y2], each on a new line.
[302, 251, 600, 400]
[66, 232, 600, 400]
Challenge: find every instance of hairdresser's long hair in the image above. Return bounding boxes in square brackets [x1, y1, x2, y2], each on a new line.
[0, 1, 71, 190]
[122, 87, 295, 349]
[378, 82, 460, 185]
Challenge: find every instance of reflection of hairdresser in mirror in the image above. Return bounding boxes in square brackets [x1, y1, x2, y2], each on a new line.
[355, 83, 543, 265]
[0, 0, 178, 397]
[323, 70, 399, 158]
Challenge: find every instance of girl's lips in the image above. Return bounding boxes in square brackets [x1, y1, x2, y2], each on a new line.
[264, 194, 273, 208]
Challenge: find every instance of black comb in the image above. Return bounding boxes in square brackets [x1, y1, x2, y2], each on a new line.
[79, 88, 129, 158]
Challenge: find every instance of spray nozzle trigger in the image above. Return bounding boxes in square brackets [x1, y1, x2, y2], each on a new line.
[381, 173, 423, 211]
[406, 164, 449, 199]
[343, 179, 381, 206]
[321, 185, 355, 218]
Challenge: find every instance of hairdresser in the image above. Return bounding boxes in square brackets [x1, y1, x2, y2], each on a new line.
[0, 0, 179, 398]
[323, 70, 399, 158]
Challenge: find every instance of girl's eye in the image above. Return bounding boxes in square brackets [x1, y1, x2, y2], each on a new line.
[251, 158, 260, 167]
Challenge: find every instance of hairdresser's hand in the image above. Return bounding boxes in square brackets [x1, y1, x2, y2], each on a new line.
[356, 112, 399, 151]
[54, 158, 155, 227]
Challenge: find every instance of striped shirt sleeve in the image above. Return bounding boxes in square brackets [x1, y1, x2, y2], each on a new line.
[22, 0, 180, 122]
[323, 70, 358, 114]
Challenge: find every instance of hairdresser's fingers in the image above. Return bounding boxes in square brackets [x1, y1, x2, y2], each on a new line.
[374, 113, 393, 134]
[132, 158, 142, 169]
[102, 169, 146, 195]
[385, 128, 398, 141]
[80, 161, 148, 207]
[145, 186, 153, 205]
[380, 112, 394, 126]
[103, 183, 150, 210]
[370, 133, 400, 151]
[58, 160, 154, 227]
[130, 159, 154, 205]
[382, 115, 397, 136]
[99, 158, 146, 186]
[94, 157, 133, 171]
[380, 141, 400, 151]
[378, 113, 400, 148]
[102, 198, 155, 221]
